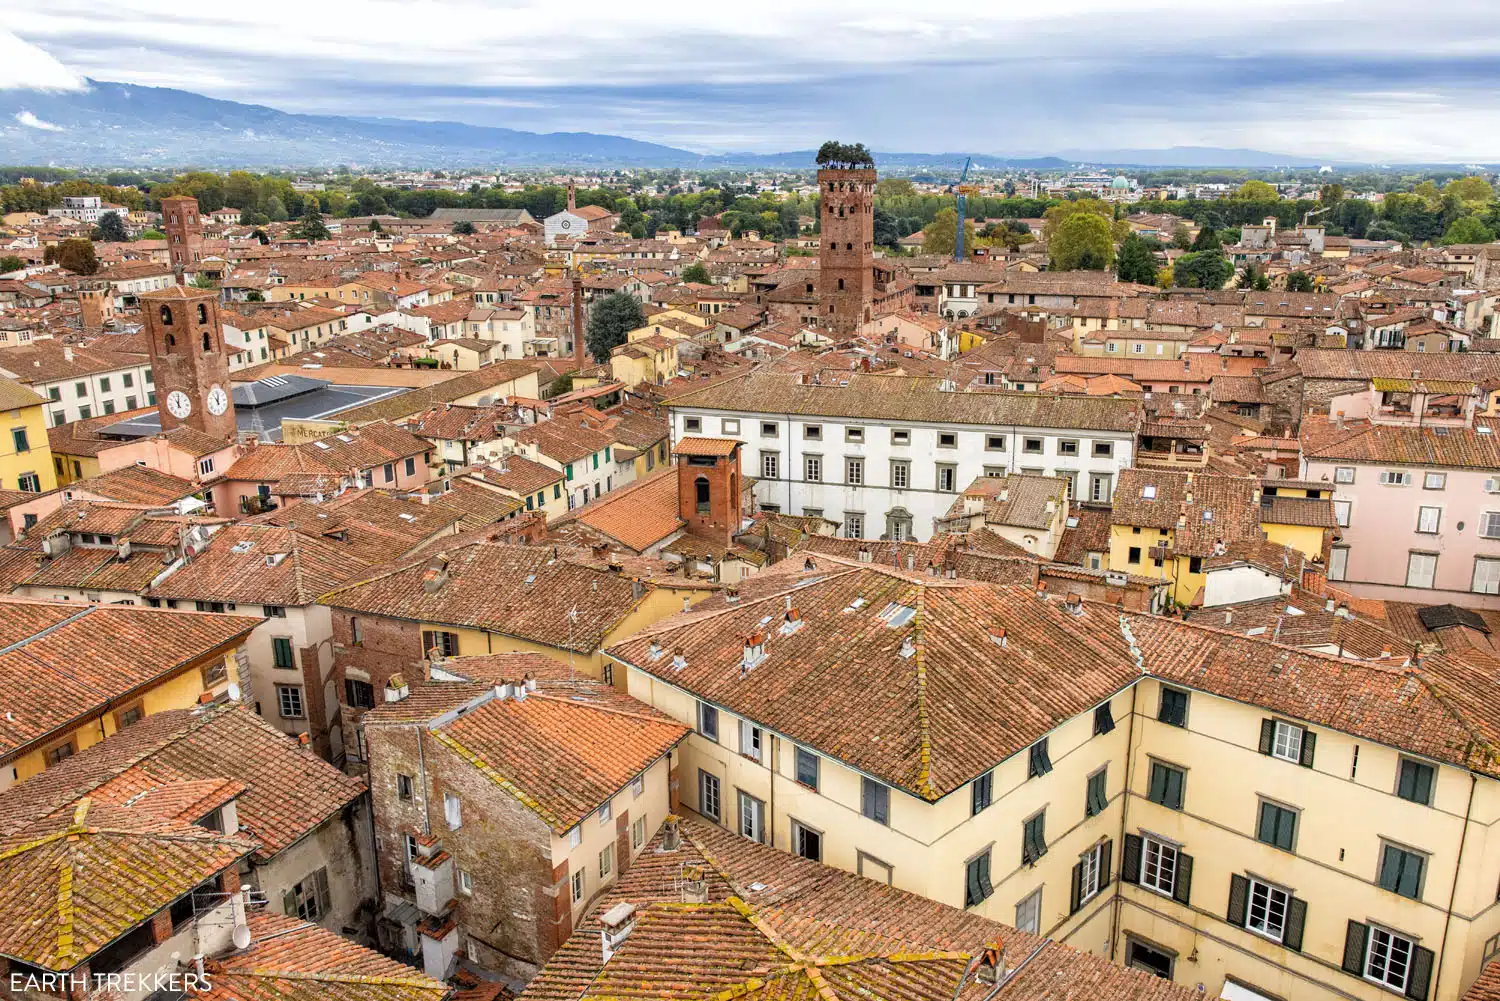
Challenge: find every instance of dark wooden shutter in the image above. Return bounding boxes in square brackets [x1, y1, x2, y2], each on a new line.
[1100, 839, 1113, 890]
[1172, 852, 1193, 904]
[1300, 729, 1317, 768]
[1259, 718, 1275, 755]
[1121, 834, 1142, 884]
[1227, 873, 1249, 926]
[1342, 920, 1370, 976]
[1406, 946, 1435, 1001]
[1070, 859, 1084, 914]
[1284, 896, 1307, 953]
[282, 888, 297, 917]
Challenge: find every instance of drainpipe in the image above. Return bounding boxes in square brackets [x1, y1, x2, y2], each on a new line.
[768, 734, 778, 850]
[1109, 681, 1141, 963]
[1432, 772, 1478, 1001]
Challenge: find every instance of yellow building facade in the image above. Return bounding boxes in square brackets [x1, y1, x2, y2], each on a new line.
[0, 378, 58, 495]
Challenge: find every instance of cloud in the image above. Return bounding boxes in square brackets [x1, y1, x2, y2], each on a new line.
[5, 2, 1500, 158]
[14, 110, 65, 131]
[0, 29, 85, 90]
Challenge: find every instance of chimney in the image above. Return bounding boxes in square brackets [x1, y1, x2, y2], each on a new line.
[1065, 592, 1084, 615]
[988, 625, 1008, 648]
[385, 674, 410, 702]
[858, 544, 872, 563]
[648, 638, 664, 661]
[1325, 597, 1336, 612]
[63, 345, 74, 363]
[661, 814, 682, 850]
[599, 902, 637, 964]
[671, 648, 687, 670]
[977, 940, 1007, 985]
[899, 635, 916, 659]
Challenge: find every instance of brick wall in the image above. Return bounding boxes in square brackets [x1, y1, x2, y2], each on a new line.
[817, 167, 877, 336]
[332, 610, 426, 767]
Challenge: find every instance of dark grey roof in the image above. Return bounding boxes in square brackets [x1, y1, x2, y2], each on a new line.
[234, 374, 329, 407]
[1417, 604, 1490, 634]
[427, 208, 536, 224]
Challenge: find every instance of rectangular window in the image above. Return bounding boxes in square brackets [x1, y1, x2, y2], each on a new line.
[1482, 511, 1500, 539]
[1147, 761, 1185, 810]
[803, 424, 822, 440]
[1417, 506, 1441, 534]
[444, 792, 462, 829]
[761, 451, 779, 479]
[1090, 473, 1113, 502]
[1379, 843, 1426, 900]
[287, 868, 331, 921]
[804, 455, 822, 482]
[1094, 702, 1116, 735]
[965, 849, 994, 908]
[598, 801, 611, 824]
[1093, 441, 1114, 458]
[11, 428, 28, 453]
[1380, 470, 1413, 486]
[569, 826, 582, 849]
[46, 741, 75, 766]
[792, 820, 822, 861]
[1365, 926, 1418, 994]
[1140, 837, 1178, 896]
[1406, 552, 1437, 588]
[845, 457, 864, 485]
[1397, 758, 1435, 805]
[1475, 558, 1500, 595]
[890, 460, 910, 489]
[1335, 466, 1355, 483]
[738, 790, 767, 843]
[75, 381, 87, 397]
[458, 869, 473, 895]
[78, 406, 90, 420]
[1074, 841, 1107, 910]
[971, 771, 993, 815]
[1015, 888, 1042, 935]
[1023, 437, 1044, 454]
[795, 747, 820, 790]
[938, 432, 957, 448]
[1157, 687, 1188, 727]
[1086, 768, 1109, 816]
[740, 719, 764, 764]
[1333, 499, 1352, 527]
[632, 815, 646, 848]
[1022, 811, 1047, 864]
[345, 679, 374, 709]
[271, 636, 295, 669]
[936, 464, 957, 492]
[697, 701, 718, 742]
[761, 421, 778, 437]
[845, 512, 864, 539]
[598, 843, 614, 879]
[986, 434, 1006, 451]
[277, 685, 304, 719]
[1257, 800, 1298, 852]
[405, 456, 416, 477]
[1128, 546, 1142, 564]
[861, 777, 890, 826]
[421, 630, 459, 657]
[845, 426, 864, 443]
[1424, 472, 1446, 490]
[396, 773, 413, 801]
[1059, 439, 1079, 456]
[1028, 738, 1053, 778]
[684, 417, 702, 433]
[699, 770, 721, 821]
[1246, 878, 1291, 942]
[891, 429, 911, 446]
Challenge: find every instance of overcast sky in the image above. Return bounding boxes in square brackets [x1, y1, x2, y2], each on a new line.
[3, 1, 1500, 160]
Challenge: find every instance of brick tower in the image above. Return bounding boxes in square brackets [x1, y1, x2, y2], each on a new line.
[817, 165, 876, 335]
[674, 438, 742, 545]
[140, 285, 237, 440]
[78, 283, 115, 330]
[160, 194, 204, 274]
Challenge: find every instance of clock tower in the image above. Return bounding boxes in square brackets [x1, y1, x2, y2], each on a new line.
[140, 285, 237, 440]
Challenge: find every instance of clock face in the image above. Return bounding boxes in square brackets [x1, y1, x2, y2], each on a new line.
[166, 390, 192, 420]
[206, 385, 229, 416]
[559, 219, 571, 229]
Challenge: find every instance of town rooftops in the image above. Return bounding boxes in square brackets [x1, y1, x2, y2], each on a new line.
[666, 372, 1141, 432]
[147, 523, 370, 605]
[1301, 415, 1500, 470]
[671, 436, 739, 457]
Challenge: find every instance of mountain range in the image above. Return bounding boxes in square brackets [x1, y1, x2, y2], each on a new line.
[0, 79, 1383, 170]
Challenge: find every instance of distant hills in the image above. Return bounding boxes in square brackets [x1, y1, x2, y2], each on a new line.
[0, 79, 1435, 170]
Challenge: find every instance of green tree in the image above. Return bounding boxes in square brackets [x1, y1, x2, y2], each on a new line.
[139, 228, 167, 240]
[1319, 183, 1344, 205]
[1050, 211, 1114, 270]
[1172, 250, 1232, 290]
[680, 262, 712, 284]
[1285, 271, 1315, 293]
[1445, 176, 1493, 204]
[189, 273, 218, 290]
[0, 255, 23, 274]
[921, 207, 975, 258]
[260, 195, 288, 222]
[1042, 198, 1121, 242]
[1232, 180, 1279, 200]
[1236, 263, 1270, 291]
[585, 292, 646, 363]
[291, 203, 331, 241]
[1114, 232, 1159, 284]
[1171, 224, 1193, 250]
[1440, 215, 1496, 245]
[451, 221, 476, 235]
[245, 290, 265, 302]
[49, 238, 99, 276]
[875, 178, 916, 199]
[90, 210, 130, 243]
[1190, 225, 1221, 251]
[368, 218, 384, 233]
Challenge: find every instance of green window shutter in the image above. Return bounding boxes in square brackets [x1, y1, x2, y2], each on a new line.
[1259, 718, 1275, 755]
[1099, 839, 1113, 890]
[1342, 920, 1370, 976]
[1300, 729, 1317, 768]
[1070, 859, 1084, 914]
[1406, 946, 1435, 1001]
[1121, 834, 1142, 884]
[1172, 852, 1193, 905]
[1379, 844, 1402, 892]
[1284, 896, 1307, 952]
[1227, 873, 1249, 926]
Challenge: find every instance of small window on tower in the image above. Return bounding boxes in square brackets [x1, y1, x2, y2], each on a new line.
[159, 306, 173, 326]
[838, 278, 845, 290]
[202, 331, 212, 352]
[197, 303, 209, 324]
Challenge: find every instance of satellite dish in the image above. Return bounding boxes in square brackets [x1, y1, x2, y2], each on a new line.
[227, 683, 242, 701]
[232, 923, 252, 950]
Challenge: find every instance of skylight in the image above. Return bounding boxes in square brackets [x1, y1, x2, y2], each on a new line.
[1142, 485, 1157, 499]
[878, 602, 917, 629]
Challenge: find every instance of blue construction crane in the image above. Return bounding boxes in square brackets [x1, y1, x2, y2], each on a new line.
[952, 157, 978, 260]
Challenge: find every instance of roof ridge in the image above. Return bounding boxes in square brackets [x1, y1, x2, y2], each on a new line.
[523, 691, 681, 729]
[911, 587, 937, 800]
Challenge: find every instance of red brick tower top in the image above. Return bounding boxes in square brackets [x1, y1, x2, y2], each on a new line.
[817, 166, 876, 336]
[161, 194, 204, 274]
[673, 437, 743, 545]
[140, 285, 237, 440]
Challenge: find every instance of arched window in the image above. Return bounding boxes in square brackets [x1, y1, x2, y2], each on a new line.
[695, 476, 711, 515]
[846, 243, 854, 251]
[202, 330, 212, 352]
[159, 305, 173, 326]
[166, 333, 176, 347]
[197, 303, 208, 324]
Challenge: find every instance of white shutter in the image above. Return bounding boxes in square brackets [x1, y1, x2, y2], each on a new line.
[1418, 507, 1441, 533]
[1483, 512, 1500, 539]
[1473, 559, 1500, 595]
[1406, 553, 1437, 589]
[1328, 548, 1348, 581]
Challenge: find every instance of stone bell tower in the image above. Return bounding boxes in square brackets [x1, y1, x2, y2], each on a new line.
[140, 285, 236, 440]
[817, 164, 876, 336]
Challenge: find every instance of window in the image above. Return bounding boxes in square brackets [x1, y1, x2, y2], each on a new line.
[1157, 687, 1188, 727]
[458, 869, 473, 895]
[986, 434, 1006, 451]
[1406, 552, 1437, 588]
[598, 801, 611, 824]
[699, 770, 721, 820]
[263, 604, 286, 618]
[1015, 888, 1042, 935]
[1085, 767, 1109, 816]
[78, 406, 91, 420]
[266, 636, 295, 669]
[891, 429, 911, 446]
[1257, 800, 1298, 852]
[1335, 466, 1356, 483]
[1346, 922, 1431, 998]
[1148, 762, 1185, 810]
[697, 701, 719, 741]
[396, 773, 413, 801]
[421, 630, 459, 658]
[568, 825, 582, 849]
[792, 820, 822, 861]
[119, 705, 143, 728]
[761, 421, 778, 437]
[733, 789, 767, 843]
[862, 777, 890, 825]
[928, 463, 955, 492]
[571, 869, 584, 902]
[444, 792, 462, 830]
[46, 741, 76, 766]
[277, 685, 304, 719]
[1379, 843, 1426, 900]
[1230, 876, 1303, 948]
[1259, 718, 1313, 765]
[740, 719, 764, 763]
[10, 428, 28, 453]
[1380, 470, 1414, 486]
[1089, 473, 1113, 502]
[1423, 472, 1446, 490]
[1482, 511, 1500, 539]
[631, 774, 644, 798]
[803, 424, 822, 440]
[285, 868, 330, 921]
[761, 451, 779, 479]
[1094, 703, 1116, 736]
[1023, 437, 1044, 454]
[405, 456, 416, 477]
[1092, 441, 1114, 458]
[1071, 840, 1110, 913]
[886, 508, 914, 540]
[842, 456, 865, 486]
[1028, 738, 1053, 778]
[938, 432, 957, 448]
[18, 472, 40, 492]
[804, 455, 822, 482]
[1474, 558, 1500, 595]
[1397, 758, 1435, 805]
[632, 815, 646, 848]
[1128, 546, 1142, 564]
[598, 843, 614, 879]
[890, 460, 910, 489]
[971, 771, 993, 815]
[1333, 499, 1352, 527]
[795, 747, 820, 790]
[684, 417, 702, 433]
[1417, 506, 1441, 534]
[1022, 811, 1047, 864]
[1059, 439, 1079, 456]
[75, 381, 87, 398]
[964, 849, 994, 908]
[1131, 835, 1188, 900]
[845, 426, 864, 443]
[845, 512, 864, 539]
